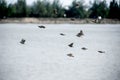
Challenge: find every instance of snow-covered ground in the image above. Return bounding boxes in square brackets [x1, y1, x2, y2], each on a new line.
[0, 24, 120, 80]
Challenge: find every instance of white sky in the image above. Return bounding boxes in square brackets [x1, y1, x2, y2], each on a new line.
[7, 0, 118, 6]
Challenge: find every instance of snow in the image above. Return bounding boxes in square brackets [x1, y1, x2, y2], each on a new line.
[0, 24, 120, 80]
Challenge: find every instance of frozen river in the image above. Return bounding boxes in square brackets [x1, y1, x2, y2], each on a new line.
[0, 24, 120, 80]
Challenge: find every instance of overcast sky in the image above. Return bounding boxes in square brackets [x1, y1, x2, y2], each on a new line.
[7, 0, 118, 6]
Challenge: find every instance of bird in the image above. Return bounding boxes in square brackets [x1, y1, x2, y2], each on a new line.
[60, 33, 65, 36]
[20, 39, 26, 44]
[38, 25, 46, 28]
[76, 30, 84, 37]
[67, 53, 74, 57]
[81, 47, 87, 50]
[68, 43, 74, 47]
[98, 51, 105, 53]
[71, 18, 75, 21]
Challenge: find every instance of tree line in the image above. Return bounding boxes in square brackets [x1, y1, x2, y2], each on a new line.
[0, 0, 120, 19]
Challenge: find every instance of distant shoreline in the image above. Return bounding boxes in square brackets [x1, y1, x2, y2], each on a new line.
[0, 18, 120, 24]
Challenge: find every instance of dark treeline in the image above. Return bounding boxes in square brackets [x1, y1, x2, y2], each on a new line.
[0, 0, 120, 19]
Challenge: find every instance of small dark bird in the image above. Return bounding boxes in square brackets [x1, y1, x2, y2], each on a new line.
[68, 43, 74, 47]
[71, 18, 75, 21]
[76, 30, 84, 37]
[20, 39, 26, 44]
[81, 47, 87, 50]
[60, 33, 65, 36]
[98, 51, 105, 53]
[67, 53, 74, 57]
[38, 25, 46, 28]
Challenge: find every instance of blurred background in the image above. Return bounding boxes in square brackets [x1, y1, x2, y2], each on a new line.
[0, 0, 120, 19]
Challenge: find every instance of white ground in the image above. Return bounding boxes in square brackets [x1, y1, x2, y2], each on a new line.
[0, 24, 120, 80]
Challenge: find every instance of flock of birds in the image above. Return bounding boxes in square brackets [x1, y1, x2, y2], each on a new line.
[69, 30, 105, 57]
[20, 25, 105, 58]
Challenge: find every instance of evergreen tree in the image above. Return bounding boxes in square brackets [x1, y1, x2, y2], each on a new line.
[65, 0, 87, 18]
[7, 3, 17, 17]
[30, 0, 47, 17]
[52, 0, 64, 17]
[0, 0, 7, 18]
[119, 1, 120, 19]
[108, 0, 119, 19]
[89, 0, 108, 18]
[16, 0, 27, 17]
[29, 0, 64, 17]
